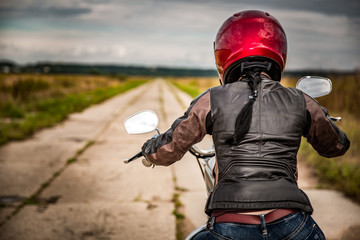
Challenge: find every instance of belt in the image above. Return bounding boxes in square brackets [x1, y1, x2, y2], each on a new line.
[213, 209, 298, 225]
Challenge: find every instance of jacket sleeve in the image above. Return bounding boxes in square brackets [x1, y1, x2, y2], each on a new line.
[303, 93, 350, 158]
[141, 90, 211, 166]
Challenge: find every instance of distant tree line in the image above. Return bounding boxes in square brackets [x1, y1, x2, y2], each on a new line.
[0, 60, 218, 77]
[0, 60, 357, 78]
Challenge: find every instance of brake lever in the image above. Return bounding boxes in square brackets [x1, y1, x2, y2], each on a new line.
[330, 116, 342, 121]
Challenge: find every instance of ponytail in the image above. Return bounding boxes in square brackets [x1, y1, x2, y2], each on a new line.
[226, 71, 262, 145]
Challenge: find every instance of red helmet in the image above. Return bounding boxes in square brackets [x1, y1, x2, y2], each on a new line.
[214, 10, 287, 83]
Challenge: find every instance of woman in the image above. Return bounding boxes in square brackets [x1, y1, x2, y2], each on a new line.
[141, 10, 350, 240]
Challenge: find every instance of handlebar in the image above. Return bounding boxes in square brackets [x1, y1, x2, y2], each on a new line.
[124, 151, 143, 164]
[124, 145, 215, 164]
[189, 145, 215, 158]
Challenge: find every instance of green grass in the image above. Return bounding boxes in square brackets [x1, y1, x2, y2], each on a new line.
[171, 80, 200, 98]
[0, 76, 147, 145]
[171, 166, 187, 240]
[299, 112, 360, 201]
[0, 102, 25, 118]
[284, 74, 360, 201]
[169, 77, 217, 98]
[300, 140, 360, 200]
[172, 189, 186, 240]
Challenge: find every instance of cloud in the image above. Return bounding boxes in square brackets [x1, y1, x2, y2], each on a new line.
[72, 45, 127, 58]
[177, 0, 360, 18]
[0, 30, 129, 64]
[0, 6, 92, 19]
[0, 0, 358, 70]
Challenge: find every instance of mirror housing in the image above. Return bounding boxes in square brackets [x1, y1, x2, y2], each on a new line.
[296, 76, 332, 98]
[124, 110, 159, 134]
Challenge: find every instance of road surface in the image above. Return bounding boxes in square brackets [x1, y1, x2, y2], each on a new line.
[0, 79, 359, 239]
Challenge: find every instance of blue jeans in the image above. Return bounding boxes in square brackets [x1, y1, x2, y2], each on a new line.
[193, 212, 326, 240]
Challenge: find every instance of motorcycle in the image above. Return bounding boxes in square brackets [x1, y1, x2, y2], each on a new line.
[123, 76, 339, 239]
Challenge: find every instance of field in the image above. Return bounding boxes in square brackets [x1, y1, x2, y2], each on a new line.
[0, 74, 148, 145]
[169, 73, 360, 202]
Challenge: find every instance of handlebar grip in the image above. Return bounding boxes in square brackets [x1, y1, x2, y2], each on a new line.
[124, 151, 143, 164]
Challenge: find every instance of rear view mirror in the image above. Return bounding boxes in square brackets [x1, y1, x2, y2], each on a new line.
[296, 76, 332, 98]
[124, 110, 159, 134]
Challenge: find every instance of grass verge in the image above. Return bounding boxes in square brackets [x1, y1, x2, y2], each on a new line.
[299, 112, 360, 201]
[169, 77, 217, 98]
[171, 81, 201, 98]
[0, 77, 147, 145]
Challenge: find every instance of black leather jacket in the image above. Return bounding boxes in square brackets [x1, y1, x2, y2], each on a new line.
[142, 75, 350, 215]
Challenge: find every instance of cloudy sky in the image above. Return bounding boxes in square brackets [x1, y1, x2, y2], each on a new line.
[0, 0, 359, 71]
